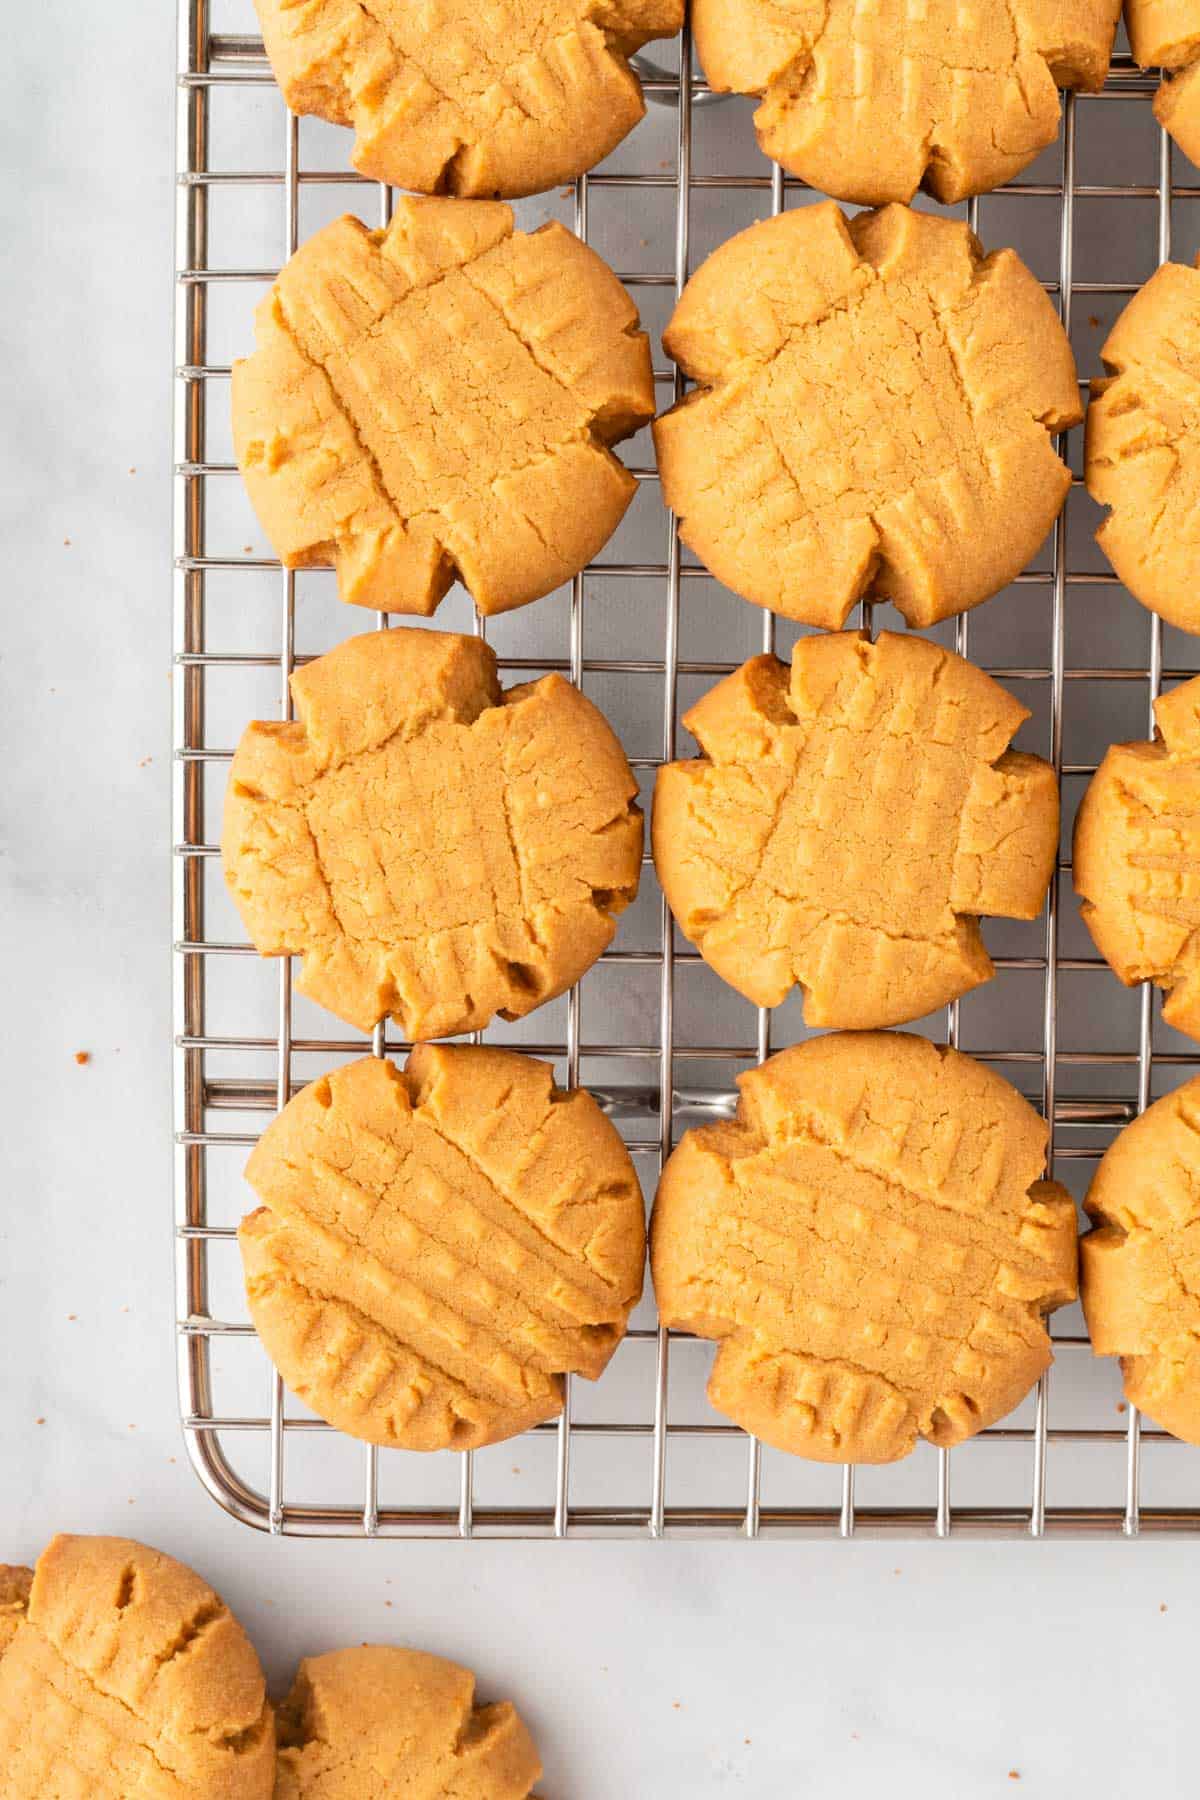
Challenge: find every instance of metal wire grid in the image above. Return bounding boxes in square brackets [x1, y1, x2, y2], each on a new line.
[174, 4, 1200, 1535]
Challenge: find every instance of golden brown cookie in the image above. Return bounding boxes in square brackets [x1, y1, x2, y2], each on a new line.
[654, 632, 1058, 1028]
[0, 1535, 274, 1798]
[692, 0, 1120, 205]
[0, 1567, 31, 1659]
[241, 1048, 646, 1452]
[1127, 0, 1200, 165]
[653, 203, 1080, 631]
[233, 197, 654, 615]
[254, 0, 684, 198]
[651, 1034, 1077, 1464]
[1074, 675, 1200, 1037]
[222, 628, 642, 1039]
[1086, 259, 1200, 632]
[275, 1646, 541, 1798]
[1081, 1079, 1200, 1443]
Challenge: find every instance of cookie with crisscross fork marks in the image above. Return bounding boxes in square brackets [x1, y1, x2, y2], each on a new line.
[240, 1048, 646, 1452]
[1074, 674, 1200, 1038]
[0, 1535, 274, 1798]
[1081, 1076, 1200, 1445]
[1086, 259, 1200, 633]
[221, 628, 643, 1039]
[233, 197, 654, 616]
[653, 203, 1081, 631]
[275, 1646, 541, 1798]
[654, 631, 1059, 1028]
[692, 0, 1120, 205]
[651, 1034, 1077, 1464]
[254, 0, 684, 197]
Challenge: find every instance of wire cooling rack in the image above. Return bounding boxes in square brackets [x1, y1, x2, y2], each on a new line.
[174, 0, 1200, 1536]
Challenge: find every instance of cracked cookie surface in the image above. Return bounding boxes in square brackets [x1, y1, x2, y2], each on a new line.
[241, 1048, 646, 1452]
[0, 1535, 273, 1798]
[1074, 674, 1200, 1037]
[275, 1646, 540, 1797]
[651, 1034, 1077, 1464]
[1086, 258, 1200, 633]
[1127, 0, 1200, 165]
[221, 628, 642, 1039]
[653, 203, 1080, 631]
[693, 0, 1120, 205]
[254, 0, 683, 197]
[233, 197, 654, 615]
[654, 631, 1058, 1028]
[1081, 1077, 1200, 1444]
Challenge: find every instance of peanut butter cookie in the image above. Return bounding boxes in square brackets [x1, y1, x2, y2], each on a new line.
[654, 203, 1080, 631]
[654, 631, 1058, 1028]
[1082, 1078, 1200, 1444]
[222, 628, 642, 1039]
[1127, 0, 1200, 166]
[275, 1646, 541, 1797]
[1086, 258, 1200, 633]
[652, 1034, 1077, 1464]
[0, 1535, 274, 1797]
[241, 1048, 646, 1452]
[693, 0, 1120, 205]
[233, 197, 654, 615]
[255, 0, 684, 197]
[1074, 675, 1200, 1037]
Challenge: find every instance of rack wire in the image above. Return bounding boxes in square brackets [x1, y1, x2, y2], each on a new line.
[175, 2, 1200, 1535]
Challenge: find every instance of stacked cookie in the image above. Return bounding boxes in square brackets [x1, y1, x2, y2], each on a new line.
[215, 2, 1200, 1479]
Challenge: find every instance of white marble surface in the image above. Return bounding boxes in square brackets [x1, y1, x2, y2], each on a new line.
[3, 5, 1200, 1795]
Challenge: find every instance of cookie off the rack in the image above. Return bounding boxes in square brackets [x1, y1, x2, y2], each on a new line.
[1081, 1078, 1200, 1445]
[654, 630, 1058, 1030]
[1086, 256, 1200, 633]
[240, 1048, 646, 1453]
[0, 1536, 274, 1797]
[221, 627, 642, 1041]
[651, 1034, 1077, 1465]
[253, 0, 684, 198]
[276, 1646, 541, 1798]
[232, 196, 654, 616]
[691, 0, 1120, 205]
[653, 203, 1081, 632]
[1074, 673, 1200, 1037]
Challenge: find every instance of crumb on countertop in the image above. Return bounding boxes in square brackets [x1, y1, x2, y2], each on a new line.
[74, 1051, 90, 1066]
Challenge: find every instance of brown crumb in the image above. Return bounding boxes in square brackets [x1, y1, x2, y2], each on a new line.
[128, 1424, 137, 1431]
[559, 186, 572, 198]
[1009, 1774, 1021, 1783]
[511, 1466, 521, 1475]
[63, 537, 71, 547]
[744, 1738, 751, 1746]
[121, 1306, 130, 1313]
[74, 1051, 90, 1066]
[35, 1418, 45, 1426]
[129, 466, 137, 475]
[1117, 1401, 1127, 1413]
[242, 544, 254, 554]
[1088, 314, 1101, 329]
[67, 1314, 77, 1321]
[1160, 1603, 1168, 1613]
[672, 1702, 682, 1711]
[168, 1457, 176, 1464]
[384, 1600, 393, 1607]
[137, 756, 153, 768]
